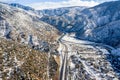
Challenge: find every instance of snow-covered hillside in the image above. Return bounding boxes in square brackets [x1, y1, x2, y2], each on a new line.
[0, 2, 60, 80]
[0, 2, 59, 52]
[40, 6, 86, 32]
[1, 1, 120, 80]
[38, 6, 86, 16]
[10, 3, 35, 11]
[40, 1, 120, 47]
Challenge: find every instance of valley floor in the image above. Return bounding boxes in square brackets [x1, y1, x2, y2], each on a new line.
[58, 34, 120, 80]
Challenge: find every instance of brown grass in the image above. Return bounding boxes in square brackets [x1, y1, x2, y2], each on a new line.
[0, 38, 58, 80]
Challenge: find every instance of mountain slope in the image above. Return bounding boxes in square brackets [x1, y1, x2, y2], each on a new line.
[77, 1, 120, 46]
[38, 6, 86, 16]
[40, 1, 120, 47]
[9, 3, 35, 11]
[0, 2, 59, 51]
[0, 3, 61, 80]
[40, 6, 86, 32]
[0, 38, 58, 80]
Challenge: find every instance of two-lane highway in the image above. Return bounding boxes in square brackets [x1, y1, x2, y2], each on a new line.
[58, 33, 69, 80]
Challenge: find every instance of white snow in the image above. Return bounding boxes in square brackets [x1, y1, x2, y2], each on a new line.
[58, 34, 120, 79]
[62, 34, 95, 44]
[80, 59, 101, 80]
[96, 46, 110, 55]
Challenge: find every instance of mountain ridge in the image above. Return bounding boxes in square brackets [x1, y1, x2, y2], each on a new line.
[1, 1, 120, 80]
[40, 0, 120, 47]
